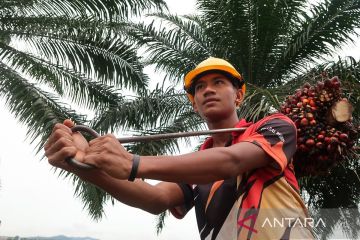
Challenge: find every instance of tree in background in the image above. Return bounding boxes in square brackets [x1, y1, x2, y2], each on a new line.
[0, 0, 166, 219]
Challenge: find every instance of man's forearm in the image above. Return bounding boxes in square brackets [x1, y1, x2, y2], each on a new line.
[74, 170, 183, 215]
[137, 142, 270, 184]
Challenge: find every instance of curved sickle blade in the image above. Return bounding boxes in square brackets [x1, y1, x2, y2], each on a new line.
[66, 125, 101, 169]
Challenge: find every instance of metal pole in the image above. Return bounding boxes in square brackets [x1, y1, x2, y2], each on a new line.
[117, 127, 247, 143]
[67, 126, 247, 169]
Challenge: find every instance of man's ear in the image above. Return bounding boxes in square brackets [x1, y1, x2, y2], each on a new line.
[235, 89, 244, 107]
[192, 100, 198, 113]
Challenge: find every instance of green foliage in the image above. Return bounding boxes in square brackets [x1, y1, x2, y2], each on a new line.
[0, 0, 166, 221]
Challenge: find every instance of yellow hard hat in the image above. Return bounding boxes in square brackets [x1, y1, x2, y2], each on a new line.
[184, 57, 246, 102]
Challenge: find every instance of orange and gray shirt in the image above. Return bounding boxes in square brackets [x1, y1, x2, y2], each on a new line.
[171, 113, 313, 240]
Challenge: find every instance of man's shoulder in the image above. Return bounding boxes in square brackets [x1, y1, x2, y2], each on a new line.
[254, 113, 295, 128]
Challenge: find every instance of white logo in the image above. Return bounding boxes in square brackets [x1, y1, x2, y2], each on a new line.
[261, 217, 325, 228]
[259, 127, 285, 142]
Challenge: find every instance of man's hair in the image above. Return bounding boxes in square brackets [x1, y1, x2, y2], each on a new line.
[186, 70, 244, 96]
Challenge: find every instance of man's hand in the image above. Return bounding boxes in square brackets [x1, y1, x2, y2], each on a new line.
[83, 134, 134, 179]
[44, 119, 89, 172]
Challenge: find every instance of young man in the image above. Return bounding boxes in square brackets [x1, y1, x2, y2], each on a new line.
[44, 57, 313, 239]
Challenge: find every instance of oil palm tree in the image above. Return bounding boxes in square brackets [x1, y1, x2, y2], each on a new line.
[112, 0, 360, 238]
[0, 0, 166, 219]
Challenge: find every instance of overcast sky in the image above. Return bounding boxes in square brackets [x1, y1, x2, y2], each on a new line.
[0, 1, 359, 239]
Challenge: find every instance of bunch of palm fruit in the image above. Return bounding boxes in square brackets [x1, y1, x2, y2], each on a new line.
[280, 75, 358, 176]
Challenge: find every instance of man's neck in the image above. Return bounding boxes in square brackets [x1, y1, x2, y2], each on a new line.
[207, 115, 240, 148]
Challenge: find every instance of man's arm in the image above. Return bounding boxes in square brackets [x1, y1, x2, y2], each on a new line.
[82, 134, 271, 184]
[138, 141, 271, 184]
[44, 123, 185, 215]
[76, 170, 185, 215]
[83, 115, 296, 184]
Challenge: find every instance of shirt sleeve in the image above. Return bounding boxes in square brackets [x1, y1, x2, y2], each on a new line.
[240, 113, 297, 172]
[169, 183, 194, 219]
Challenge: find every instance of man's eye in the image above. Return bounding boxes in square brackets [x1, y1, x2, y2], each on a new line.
[195, 84, 204, 91]
[214, 79, 225, 84]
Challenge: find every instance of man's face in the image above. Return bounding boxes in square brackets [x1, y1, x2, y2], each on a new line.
[192, 72, 243, 121]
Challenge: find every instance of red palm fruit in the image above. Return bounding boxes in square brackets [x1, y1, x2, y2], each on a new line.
[330, 76, 340, 84]
[317, 134, 325, 141]
[302, 99, 309, 106]
[295, 89, 302, 98]
[310, 119, 317, 126]
[316, 82, 324, 91]
[297, 137, 305, 143]
[300, 96, 307, 101]
[324, 79, 332, 88]
[324, 137, 331, 144]
[306, 139, 315, 147]
[309, 99, 316, 107]
[300, 118, 309, 126]
[303, 82, 311, 88]
[339, 133, 349, 142]
[330, 137, 339, 144]
[297, 102, 303, 108]
[316, 142, 324, 149]
[298, 144, 309, 152]
[307, 113, 314, 120]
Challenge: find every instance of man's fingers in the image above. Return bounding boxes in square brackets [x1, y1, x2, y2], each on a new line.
[88, 134, 116, 146]
[85, 144, 103, 154]
[83, 154, 101, 168]
[47, 146, 77, 166]
[44, 127, 72, 151]
[52, 123, 72, 134]
[63, 119, 75, 128]
[44, 124, 72, 150]
[45, 133, 73, 156]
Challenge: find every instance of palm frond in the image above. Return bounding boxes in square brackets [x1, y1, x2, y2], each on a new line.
[4, 0, 167, 20]
[72, 173, 113, 220]
[91, 85, 195, 133]
[124, 18, 209, 83]
[0, 43, 124, 109]
[272, 0, 360, 81]
[0, 62, 86, 152]
[12, 34, 149, 93]
[156, 210, 169, 235]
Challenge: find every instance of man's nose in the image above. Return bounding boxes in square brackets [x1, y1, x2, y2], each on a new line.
[203, 84, 216, 96]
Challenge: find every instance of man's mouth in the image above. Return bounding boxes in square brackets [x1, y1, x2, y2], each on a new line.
[203, 98, 219, 105]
